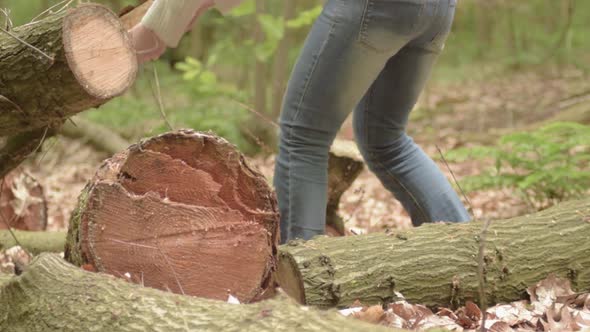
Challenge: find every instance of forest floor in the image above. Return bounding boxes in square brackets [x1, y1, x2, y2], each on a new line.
[20, 65, 590, 234]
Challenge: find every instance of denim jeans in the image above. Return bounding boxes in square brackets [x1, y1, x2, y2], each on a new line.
[274, 0, 469, 243]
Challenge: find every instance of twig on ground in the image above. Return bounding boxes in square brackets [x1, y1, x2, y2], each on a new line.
[1, 8, 13, 31]
[477, 218, 492, 332]
[32, 126, 50, 156]
[436, 144, 492, 331]
[27, 0, 74, 25]
[436, 145, 475, 217]
[0, 27, 54, 62]
[36, 136, 60, 167]
[151, 64, 174, 131]
[242, 127, 274, 155]
[231, 99, 279, 129]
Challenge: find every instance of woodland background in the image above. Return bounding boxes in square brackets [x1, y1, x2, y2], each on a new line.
[1, 0, 588, 232]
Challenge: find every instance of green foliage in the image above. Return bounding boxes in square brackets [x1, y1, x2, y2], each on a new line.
[255, 14, 285, 61]
[83, 62, 252, 152]
[286, 6, 322, 29]
[445, 122, 590, 208]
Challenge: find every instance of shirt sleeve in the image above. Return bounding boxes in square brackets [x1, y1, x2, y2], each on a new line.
[141, 0, 205, 47]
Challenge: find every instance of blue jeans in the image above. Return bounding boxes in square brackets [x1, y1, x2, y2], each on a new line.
[274, 0, 469, 243]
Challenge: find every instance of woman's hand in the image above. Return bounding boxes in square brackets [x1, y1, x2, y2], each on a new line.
[128, 23, 167, 64]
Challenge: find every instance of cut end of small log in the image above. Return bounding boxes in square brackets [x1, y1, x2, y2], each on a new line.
[65, 130, 279, 303]
[62, 4, 137, 100]
[0, 171, 47, 231]
[277, 249, 307, 304]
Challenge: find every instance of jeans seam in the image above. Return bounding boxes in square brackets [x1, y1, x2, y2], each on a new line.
[291, 21, 337, 124]
[357, 0, 372, 48]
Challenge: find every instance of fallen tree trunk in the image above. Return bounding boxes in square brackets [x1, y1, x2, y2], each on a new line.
[0, 171, 47, 231]
[0, 230, 66, 254]
[0, 253, 395, 332]
[64, 130, 280, 303]
[0, 3, 137, 176]
[277, 198, 590, 308]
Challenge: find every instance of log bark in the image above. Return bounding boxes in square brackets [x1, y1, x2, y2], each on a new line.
[326, 140, 365, 236]
[0, 253, 395, 332]
[64, 130, 280, 303]
[277, 198, 590, 309]
[0, 4, 137, 177]
[0, 230, 66, 254]
[0, 4, 137, 137]
[0, 171, 47, 231]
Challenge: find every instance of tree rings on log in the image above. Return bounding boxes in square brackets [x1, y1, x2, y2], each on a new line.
[65, 130, 279, 303]
[0, 171, 47, 231]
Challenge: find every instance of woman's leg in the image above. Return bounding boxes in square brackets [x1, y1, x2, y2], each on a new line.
[353, 2, 470, 226]
[274, 0, 416, 242]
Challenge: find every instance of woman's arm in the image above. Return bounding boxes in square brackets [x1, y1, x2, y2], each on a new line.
[141, 0, 213, 48]
[129, 0, 243, 64]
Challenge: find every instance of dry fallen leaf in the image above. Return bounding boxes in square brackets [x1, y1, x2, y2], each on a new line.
[9, 173, 44, 218]
[456, 301, 482, 329]
[353, 305, 385, 324]
[0, 246, 31, 274]
[487, 301, 536, 327]
[528, 273, 576, 315]
[488, 321, 514, 332]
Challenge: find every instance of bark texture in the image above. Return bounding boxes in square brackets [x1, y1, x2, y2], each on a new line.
[64, 130, 280, 303]
[0, 171, 47, 231]
[0, 253, 395, 332]
[0, 4, 136, 136]
[0, 230, 66, 254]
[0, 4, 137, 176]
[326, 140, 365, 236]
[277, 198, 590, 308]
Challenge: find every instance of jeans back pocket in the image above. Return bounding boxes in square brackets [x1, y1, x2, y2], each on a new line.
[359, 0, 426, 53]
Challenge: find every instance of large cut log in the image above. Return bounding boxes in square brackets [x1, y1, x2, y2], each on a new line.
[0, 230, 66, 254]
[0, 254, 395, 332]
[64, 130, 280, 303]
[326, 140, 364, 236]
[0, 171, 47, 231]
[0, 4, 137, 177]
[277, 198, 590, 308]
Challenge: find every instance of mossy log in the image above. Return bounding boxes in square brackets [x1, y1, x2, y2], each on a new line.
[64, 130, 280, 303]
[0, 230, 66, 254]
[277, 198, 590, 308]
[0, 253, 396, 332]
[0, 4, 137, 177]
